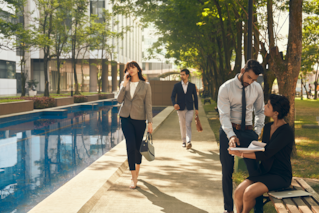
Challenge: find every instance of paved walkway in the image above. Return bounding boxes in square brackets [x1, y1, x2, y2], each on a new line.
[90, 101, 224, 213]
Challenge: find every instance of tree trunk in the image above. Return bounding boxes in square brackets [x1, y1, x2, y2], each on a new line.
[57, 56, 61, 94]
[72, 21, 80, 95]
[243, 20, 248, 63]
[73, 58, 80, 94]
[301, 77, 303, 100]
[211, 57, 220, 102]
[267, 0, 275, 49]
[81, 59, 84, 92]
[253, 0, 259, 60]
[302, 81, 309, 99]
[21, 59, 26, 97]
[21, 72, 26, 97]
[267, 0, 302, 140]
[216, 36, 225, 83]
[214, 0, 230, 71]
[43, 52, 50, 97]
[263, 70, 276, 103]
[234, 19, 242, 74]
[282, 0, 302, 128]
[260, 42, 276, 105]
[315, 81, 318, 100]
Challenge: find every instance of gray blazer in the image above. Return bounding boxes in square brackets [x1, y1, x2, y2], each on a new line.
[117, 80, 153, 123]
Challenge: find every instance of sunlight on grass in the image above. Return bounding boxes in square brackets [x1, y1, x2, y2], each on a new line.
[201, 98, 220, 142]
[0, 99, 24, 103]
[295, 97, 319, 102]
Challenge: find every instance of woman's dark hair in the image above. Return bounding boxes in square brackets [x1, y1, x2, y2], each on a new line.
[124, 61, 145, 81]
[181, 69, 190, 75]
[243, 59, 264, 75]
[269, 94, 290, 119]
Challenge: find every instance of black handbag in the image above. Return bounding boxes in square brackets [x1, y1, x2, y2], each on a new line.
[140, 133, 155, 161]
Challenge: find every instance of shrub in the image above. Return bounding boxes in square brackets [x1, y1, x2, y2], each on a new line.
[74, 95, 88, 103]
[21, 96, 55, 109]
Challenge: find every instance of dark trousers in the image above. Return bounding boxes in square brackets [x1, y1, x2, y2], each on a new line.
[121, 117, 146, 171]
[220, 127, 263, 212]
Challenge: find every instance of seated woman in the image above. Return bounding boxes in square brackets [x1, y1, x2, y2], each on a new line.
[228, 94, 294, 213]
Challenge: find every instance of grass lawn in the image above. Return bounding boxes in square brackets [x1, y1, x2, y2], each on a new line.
[201, 99, 220, 142]
[0, 92, 112, 103]
[202, 97, 319, 212]
[293, 98, 319, 179]
[0, 99, 24, 103]
[46, 92, 110, 98]
[0, 95, 21, 99]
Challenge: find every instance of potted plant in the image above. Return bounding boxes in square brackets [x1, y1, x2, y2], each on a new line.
[27, 80, 39, 97]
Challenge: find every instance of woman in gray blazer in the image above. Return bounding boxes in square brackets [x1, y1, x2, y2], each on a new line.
[117, 61, 153, 189]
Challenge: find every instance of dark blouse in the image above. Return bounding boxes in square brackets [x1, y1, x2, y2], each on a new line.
[254, 122, 294, 181]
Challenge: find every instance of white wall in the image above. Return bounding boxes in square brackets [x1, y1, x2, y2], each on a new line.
[0, 79, 17, 95]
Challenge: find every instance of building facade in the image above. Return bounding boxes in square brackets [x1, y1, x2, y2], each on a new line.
[0, 0, 142, 95]
[141, 23, 175, 80]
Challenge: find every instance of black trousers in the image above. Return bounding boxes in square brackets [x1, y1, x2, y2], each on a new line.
[220, 127, 263, 212]
[121, 117, 146, 171]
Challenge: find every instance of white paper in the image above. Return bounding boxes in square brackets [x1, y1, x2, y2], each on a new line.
[229, 141, 266, 153]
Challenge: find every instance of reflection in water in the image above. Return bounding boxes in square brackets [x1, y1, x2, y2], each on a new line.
[0, 106, 123, 213]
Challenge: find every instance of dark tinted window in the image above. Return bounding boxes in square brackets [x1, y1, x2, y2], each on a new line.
[0, 60, 16, 79]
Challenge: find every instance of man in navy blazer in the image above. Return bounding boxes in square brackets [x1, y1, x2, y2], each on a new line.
[171, 69, 199, 149]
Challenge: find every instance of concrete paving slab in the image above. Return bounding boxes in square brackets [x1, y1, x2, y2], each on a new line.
[90, 101, 224, 213]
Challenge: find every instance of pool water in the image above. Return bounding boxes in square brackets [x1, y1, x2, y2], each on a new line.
[0, 103, 164, 213]
[0, 104, 123, 213]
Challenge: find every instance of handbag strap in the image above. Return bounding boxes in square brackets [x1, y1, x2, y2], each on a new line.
[147, 132, 153, 144]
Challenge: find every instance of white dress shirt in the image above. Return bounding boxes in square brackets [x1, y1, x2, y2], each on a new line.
[181, 81, 188, 94]
[130, 81, 139, 99]
[217, 74, 265, 139]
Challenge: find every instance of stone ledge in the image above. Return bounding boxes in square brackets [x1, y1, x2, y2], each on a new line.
[98, 93, 115, 100]
[55, 96, 74, 107]
[29, 106, 175, 213]
[0, 100, 34, 116]
[86, 95, 99, 102]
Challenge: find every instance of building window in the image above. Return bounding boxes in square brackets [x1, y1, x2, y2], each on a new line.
[0, 60, 16, 79]
[0, 9, 17, 24]
[90, 0, 105, 23]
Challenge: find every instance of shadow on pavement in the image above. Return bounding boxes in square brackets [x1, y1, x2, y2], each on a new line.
[137, 180, 209, 213]
[189, 148, 220, 161]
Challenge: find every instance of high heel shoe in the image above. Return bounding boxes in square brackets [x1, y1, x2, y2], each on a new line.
[130, 178, 138, 189]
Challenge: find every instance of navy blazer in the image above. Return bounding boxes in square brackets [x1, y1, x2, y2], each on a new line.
[171, 82, 198, 111]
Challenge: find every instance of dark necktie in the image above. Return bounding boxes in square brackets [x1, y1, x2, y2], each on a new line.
[241, 86, 246, 131]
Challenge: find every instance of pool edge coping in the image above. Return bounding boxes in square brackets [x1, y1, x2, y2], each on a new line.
[0, 98, 117, 120]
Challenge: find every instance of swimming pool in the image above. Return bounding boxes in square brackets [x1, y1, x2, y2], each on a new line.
[0, 102, 163, 213]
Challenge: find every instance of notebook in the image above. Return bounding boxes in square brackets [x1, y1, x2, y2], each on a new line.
[268, 190, 311, 199]
[229, 141, 266, 153]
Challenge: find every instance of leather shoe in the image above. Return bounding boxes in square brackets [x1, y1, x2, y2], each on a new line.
[186, 142, 192, 149]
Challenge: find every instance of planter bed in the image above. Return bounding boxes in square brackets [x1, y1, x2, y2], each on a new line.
[86, 94, 99, 102]
[98, 93, 114, 100]
[0, 100, 34, 116]
[55, 97, 74, 107]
